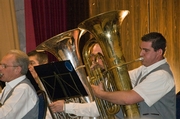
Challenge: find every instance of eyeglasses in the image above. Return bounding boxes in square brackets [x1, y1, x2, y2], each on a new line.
[0, 63, 19, 69]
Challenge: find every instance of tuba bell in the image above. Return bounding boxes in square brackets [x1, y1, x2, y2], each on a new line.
[36, 28, 97, 119]
[78, 10, 140, 119]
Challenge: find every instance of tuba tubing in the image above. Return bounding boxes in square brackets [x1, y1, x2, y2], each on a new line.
[79, 10, 140, 119]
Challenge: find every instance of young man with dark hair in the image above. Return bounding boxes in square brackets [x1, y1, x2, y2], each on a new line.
[92, 32, 176, 119]
[27, 50, 54, 119]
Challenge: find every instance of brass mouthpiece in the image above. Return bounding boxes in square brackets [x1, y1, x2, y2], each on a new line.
[121, 57, 144, 66]
[0, 73, 3, 78]
[134, 57, 144, 62]
[108, 57, 143, 71]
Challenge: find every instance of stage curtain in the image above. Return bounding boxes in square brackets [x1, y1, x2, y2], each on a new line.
[0, 0, 20, 58]
[25, 0, 67, 53]
[24, 0, 36, 53]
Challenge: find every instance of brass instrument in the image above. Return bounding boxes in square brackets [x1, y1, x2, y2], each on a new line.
[78, 10, 140, 119]
[83, 39, 121, 119]
[0, 73, 3, 78]
[36, 28, 97, 119]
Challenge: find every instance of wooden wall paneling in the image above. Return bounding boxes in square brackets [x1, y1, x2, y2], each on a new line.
[171, 0, 180, 93]
[149, 0, 180, 92]
[149, 0, 174, 63]
[117, 0, 149, 70]
[89, 0, 124, 16]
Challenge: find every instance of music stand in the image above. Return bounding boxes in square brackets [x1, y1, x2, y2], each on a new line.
[26, 70, 40, 92]
[33, 60, 88, 101]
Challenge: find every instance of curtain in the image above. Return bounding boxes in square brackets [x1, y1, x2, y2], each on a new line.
[31, 0, 67, 46]
[25, 0, 89, 61]
[24, 0, 36, 53]
[25, 0, 67, 53]
[25, 0, 67, 61]
[0, 0, 20, 58]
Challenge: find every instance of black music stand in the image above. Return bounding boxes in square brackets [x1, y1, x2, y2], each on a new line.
[33, 60, 88, 101]
[26, 70, 40, 92]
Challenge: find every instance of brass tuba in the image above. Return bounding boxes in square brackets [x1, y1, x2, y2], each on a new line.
[36, 28, 96, 119]
[78, 10, 140, 119]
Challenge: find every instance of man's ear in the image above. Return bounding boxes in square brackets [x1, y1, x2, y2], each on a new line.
[15, 66, 22, 74]
[157, 49, 163, 56]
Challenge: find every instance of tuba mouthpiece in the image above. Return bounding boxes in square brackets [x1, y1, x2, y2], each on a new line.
[135, 57, 144, 62]
[0, 73, 4, 78]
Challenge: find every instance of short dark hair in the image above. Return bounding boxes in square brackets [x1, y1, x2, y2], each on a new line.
[27, 50, 48, 64]
[141, 32, 166, 55]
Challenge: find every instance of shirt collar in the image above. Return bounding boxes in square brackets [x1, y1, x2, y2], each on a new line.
[5, 75, 26, 89]
[141, 58, 167, 75]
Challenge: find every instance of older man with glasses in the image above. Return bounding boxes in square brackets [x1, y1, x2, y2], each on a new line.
[0, 49, 39, 119]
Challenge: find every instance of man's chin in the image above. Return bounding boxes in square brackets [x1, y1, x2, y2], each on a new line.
[141, 61, 146, 66]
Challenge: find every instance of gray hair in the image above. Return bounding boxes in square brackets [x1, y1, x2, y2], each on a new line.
[7, 50, 29, 75]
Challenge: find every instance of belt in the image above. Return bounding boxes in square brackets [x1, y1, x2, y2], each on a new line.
[143, 113, 159, 116]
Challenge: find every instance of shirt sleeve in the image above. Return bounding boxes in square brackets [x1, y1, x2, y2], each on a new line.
[0, 83, 38, 119]
[65, 101, 100, 117]
[133, 70, 174, 107]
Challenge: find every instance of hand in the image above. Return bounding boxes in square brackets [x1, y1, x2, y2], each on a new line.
[91, 82, 104, 98]
[49, 100, 65, 113]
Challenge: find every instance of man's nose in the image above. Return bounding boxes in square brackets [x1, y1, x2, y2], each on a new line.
[139, 50, 144, 56]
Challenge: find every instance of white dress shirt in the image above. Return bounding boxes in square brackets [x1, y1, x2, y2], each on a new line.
[130, 58, 175, 106]
[0, 75, 38, 119]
